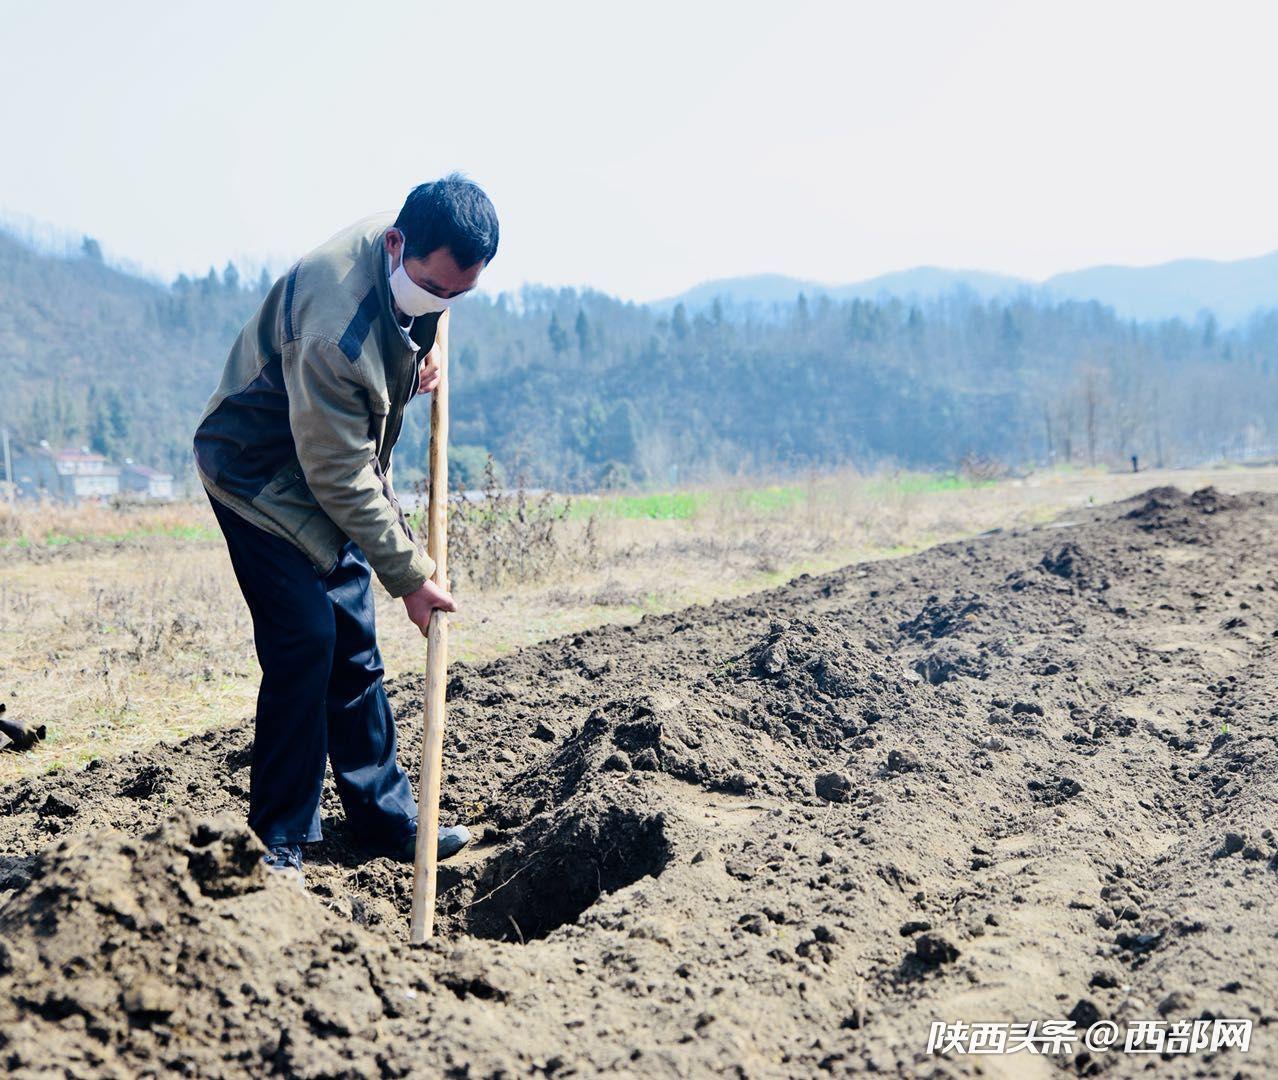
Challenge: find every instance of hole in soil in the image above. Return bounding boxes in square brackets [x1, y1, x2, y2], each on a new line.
[464, 807, 670, 943]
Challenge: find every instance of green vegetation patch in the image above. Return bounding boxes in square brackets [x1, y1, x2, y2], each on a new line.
[570, 491, 709, 520]
[734, 484, 807, 513]
[866, 472, 995, 497]
[0, 523, 221, 549]
[570, 484, 817, 521]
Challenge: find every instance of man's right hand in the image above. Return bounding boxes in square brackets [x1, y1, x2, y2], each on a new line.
[403, 580, 457, 636]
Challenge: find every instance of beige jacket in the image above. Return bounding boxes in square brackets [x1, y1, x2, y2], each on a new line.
[194, 215, 436, 596]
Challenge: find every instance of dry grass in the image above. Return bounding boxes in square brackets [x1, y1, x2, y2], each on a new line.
[4, 463, 1277, 781]
[0, 499, 219, 544]
[0, 542, 254, 774]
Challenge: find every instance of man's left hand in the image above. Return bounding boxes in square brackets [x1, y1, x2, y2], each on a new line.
[418, 345, 441, 394]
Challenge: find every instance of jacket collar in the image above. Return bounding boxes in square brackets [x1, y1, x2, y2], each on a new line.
[370, 227, 443, 357]
[370, 227, 415, 355]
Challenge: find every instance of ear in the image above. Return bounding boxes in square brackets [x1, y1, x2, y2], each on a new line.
[384, 228, 404, 259]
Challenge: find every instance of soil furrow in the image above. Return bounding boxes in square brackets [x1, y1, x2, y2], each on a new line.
[1, 486, 1274, 1077]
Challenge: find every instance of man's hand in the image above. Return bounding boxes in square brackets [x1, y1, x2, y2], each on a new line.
[418, 344, 441, 395]
[402, 579, 456, 636]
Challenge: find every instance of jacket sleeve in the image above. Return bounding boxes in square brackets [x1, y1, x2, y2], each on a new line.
[283, 334, 435, 597]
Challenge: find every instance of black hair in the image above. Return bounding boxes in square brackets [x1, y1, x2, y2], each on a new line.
[394, 173, 499, 268]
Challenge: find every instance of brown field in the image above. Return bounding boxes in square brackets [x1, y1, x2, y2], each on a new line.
[2, 477, 1275, 1076]
[4, 464, 1278, 783]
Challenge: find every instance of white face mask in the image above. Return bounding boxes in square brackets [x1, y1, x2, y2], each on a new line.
[387, 233, 456, 317]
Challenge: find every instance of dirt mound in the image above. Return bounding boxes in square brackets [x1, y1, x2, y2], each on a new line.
[0, 814, 400, 1077]
[898, 592, 986, 640]
[733, 617, 920, 744]
[1039, 541, 1110, 590]
[1122, 484, 1248, 540]
[2, 484, 1276, 1077]
[0, 813, 579, 1078]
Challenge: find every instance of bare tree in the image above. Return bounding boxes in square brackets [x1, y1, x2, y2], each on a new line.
[1080, 366, 1104, 467]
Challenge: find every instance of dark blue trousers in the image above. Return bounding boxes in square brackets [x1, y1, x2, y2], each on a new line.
[209, 496, 418, 848]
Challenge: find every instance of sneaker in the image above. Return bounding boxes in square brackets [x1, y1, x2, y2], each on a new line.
[384, 825, 472, 864]
[263, 843, 304, 884]
[436, 824, 472, 860]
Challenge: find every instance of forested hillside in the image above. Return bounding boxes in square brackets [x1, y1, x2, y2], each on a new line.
[0, 232, 265, 478]
[5, 230, 1278, 490]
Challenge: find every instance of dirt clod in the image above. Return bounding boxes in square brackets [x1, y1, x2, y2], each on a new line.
[884, 748, 921, 774]
[39, 791, 80, 818]
[913, 933, 960, 967]
[815, 770, 853, 802]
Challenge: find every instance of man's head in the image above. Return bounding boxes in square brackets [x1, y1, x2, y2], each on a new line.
[384, 173, 499, 311]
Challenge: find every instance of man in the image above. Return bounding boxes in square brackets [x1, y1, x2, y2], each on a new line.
[193, 174, 498, 881]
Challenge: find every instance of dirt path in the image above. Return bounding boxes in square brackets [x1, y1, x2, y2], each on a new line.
[1, 486, 1273, 1077]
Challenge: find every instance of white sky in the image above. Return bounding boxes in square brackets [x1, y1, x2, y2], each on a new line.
[3, 0, 1277, 301]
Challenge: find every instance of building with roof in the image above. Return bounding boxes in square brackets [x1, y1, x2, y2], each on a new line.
[121, 461, 175, 501]
[3, 441, 178, 504]
[51, 449, 121, 500]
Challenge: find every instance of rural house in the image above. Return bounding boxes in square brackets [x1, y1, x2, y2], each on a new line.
[50, 449, 121, 500]
[5, 443, 173, 503]
[121, 461, 176, 501]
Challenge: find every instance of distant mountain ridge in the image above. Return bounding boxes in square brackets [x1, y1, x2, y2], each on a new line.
[1041, 250, 1278, 325]
[656, 250, 1278, 325]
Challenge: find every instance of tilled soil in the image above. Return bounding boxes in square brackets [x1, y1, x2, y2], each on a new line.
[0, 486, 1275, 1078]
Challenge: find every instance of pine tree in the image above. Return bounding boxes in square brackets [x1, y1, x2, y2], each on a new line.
[671, 303, 690, 342]
[548, 312, 569, 355]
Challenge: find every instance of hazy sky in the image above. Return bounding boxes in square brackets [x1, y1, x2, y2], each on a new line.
[4, 1, 1277, 301]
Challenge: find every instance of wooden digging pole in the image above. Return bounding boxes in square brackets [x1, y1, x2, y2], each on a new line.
[410, 309, 451, 945]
